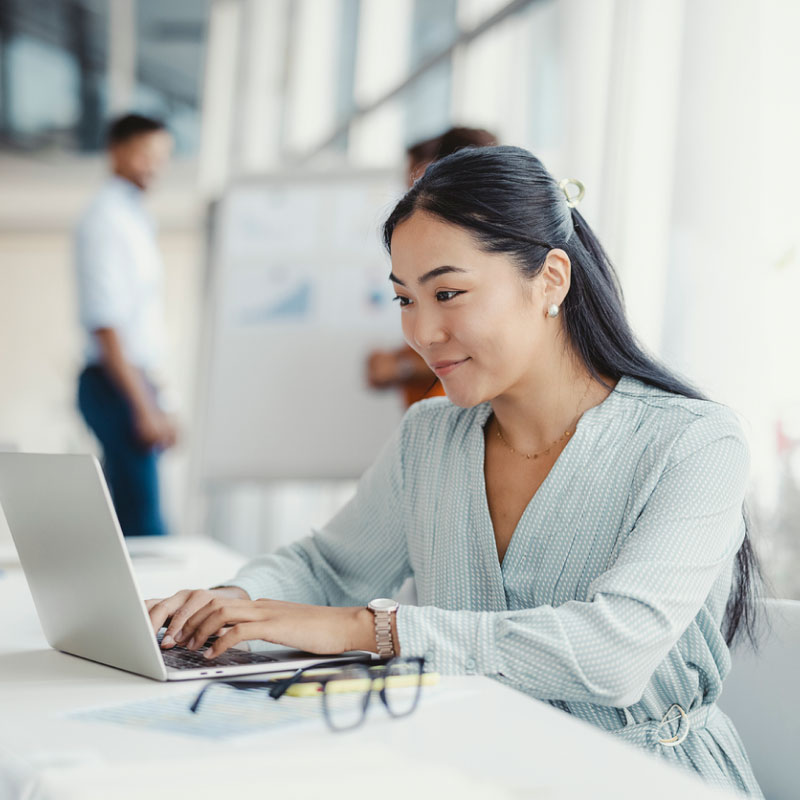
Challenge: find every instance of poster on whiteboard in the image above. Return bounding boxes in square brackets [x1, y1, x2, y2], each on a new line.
[196, 170, 410, 482]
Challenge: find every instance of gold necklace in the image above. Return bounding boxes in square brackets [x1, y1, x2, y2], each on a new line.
[495, 379, 593, 461]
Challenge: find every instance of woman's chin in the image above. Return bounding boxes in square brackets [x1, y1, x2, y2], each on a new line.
[439, 383, 489, 409]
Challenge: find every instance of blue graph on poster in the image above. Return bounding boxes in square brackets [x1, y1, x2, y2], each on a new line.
[240, 281, 312, 325]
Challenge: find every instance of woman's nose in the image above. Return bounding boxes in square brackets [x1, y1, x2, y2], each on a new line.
[409, 308, 448, 350]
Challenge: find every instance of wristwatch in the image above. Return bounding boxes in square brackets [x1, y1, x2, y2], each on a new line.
[367, 598, 399, 659]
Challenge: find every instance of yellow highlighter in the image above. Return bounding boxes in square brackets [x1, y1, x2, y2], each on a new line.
[284, 671, 440, 697]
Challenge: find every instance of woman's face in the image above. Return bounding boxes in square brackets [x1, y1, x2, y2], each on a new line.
[390, 211, 564, 408]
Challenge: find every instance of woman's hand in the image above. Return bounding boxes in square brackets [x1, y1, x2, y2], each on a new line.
[178, 597, 376, 659]
[146, 587, 250, 648]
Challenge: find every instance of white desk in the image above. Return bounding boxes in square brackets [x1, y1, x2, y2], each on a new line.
[0, 537, 737, 800]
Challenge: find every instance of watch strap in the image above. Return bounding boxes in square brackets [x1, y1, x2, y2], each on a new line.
[368, 600, 398, 658]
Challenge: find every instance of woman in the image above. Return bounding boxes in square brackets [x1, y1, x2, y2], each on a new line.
[366, 125, 498, 407]
[149, 146, 762, 797]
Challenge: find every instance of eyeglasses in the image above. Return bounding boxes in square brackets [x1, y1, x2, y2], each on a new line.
[189, 656, 426, 732]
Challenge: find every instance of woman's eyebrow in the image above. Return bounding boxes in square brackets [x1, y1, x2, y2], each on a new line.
[389, 266, 468, 287]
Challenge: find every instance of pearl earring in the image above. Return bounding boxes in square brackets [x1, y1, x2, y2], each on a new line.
[547, 303, 560, 318]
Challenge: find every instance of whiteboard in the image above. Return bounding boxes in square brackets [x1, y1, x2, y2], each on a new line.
[196, 170, 407, 482]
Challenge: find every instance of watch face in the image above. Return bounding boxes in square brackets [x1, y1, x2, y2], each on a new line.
[369, 598, 398, 611]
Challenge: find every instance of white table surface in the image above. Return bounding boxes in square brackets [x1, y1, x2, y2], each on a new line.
[0, 536, 738, 800]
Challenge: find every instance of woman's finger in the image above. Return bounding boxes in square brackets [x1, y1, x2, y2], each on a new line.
[181, 596, 234, 645]
[203, 622, 267, 660]
[147, 591, 191, 636]
[161, 589, 225, 647]
[184, 600, 262, 650]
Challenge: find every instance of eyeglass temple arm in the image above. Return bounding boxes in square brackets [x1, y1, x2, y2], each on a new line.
[190, 674, 303, 713]
[268, 668, 308, 699]
[189, 684, 212, 713]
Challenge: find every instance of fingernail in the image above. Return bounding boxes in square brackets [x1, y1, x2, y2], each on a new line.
[203, 649, 213, 660]
[173, 630, 185, 643]
[187, 637, 196, 649]
[161, 635, 174, 647]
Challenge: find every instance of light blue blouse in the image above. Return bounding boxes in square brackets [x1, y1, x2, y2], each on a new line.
[226, 376, 762, 797]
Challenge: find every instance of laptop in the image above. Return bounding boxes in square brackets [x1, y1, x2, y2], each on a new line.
[0, 452, 376, 681]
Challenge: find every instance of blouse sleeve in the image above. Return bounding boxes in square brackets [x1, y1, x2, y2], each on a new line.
[220, 412, 412, 607]
[396, 408, 750, 708]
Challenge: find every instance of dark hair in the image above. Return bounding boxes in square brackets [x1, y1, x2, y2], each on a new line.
[407, 135, 443, 169]
[107, 113, 167, 147]
[406, 126, 498, 170]
[436, 126, 498, 158]
[383, 144, 761, 647]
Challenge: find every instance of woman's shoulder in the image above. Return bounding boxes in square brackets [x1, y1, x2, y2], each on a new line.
[614, 376, 748, 460]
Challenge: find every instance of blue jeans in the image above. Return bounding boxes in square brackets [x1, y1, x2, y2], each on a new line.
[77, 365, 167, 537]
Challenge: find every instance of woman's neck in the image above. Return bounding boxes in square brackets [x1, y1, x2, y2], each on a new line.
[489, 361, 614, 455]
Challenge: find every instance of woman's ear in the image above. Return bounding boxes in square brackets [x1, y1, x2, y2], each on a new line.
[541, 249, 571, 307]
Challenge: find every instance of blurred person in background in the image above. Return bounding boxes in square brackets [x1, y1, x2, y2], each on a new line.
[75, 114, 176, 537]
[366, 126, 498, 408]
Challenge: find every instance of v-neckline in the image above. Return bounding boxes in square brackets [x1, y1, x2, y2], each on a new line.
[473, 377, 627, 578]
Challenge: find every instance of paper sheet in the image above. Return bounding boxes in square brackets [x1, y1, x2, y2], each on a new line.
[69, 687, 323, 740]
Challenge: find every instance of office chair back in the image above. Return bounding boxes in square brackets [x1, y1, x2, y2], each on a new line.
[718, 598, 800, 800]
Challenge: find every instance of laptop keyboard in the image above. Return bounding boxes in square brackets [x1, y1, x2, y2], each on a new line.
[157, 631, 278, 670]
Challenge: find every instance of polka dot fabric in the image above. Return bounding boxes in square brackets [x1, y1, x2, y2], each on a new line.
[226, 376, 762, 797]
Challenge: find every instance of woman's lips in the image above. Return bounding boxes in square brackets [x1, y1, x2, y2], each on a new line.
[430, 358, 470, 377]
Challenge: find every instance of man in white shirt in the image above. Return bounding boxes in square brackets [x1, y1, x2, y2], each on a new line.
[75, 114, 176, 536]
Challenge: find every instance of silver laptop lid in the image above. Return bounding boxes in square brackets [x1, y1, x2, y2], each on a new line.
[0, 452, 168, 680]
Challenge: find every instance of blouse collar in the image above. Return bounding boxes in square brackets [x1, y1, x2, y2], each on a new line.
[474, 374, 646, 431]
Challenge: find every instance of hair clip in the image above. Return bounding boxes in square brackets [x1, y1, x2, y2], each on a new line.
[558, 178, 585, 209]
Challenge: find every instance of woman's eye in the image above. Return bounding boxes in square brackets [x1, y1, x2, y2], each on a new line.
[392, 295, 412, 307]
[436, 290, 462, 302]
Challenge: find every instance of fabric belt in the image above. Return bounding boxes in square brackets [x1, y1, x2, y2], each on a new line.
[612, 702, 716, 749]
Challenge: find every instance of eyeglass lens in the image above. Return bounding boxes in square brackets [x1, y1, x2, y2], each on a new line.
[322, 663, 373, 731]
[321, 658, 423, 731]
[381, 658, 423, 717]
